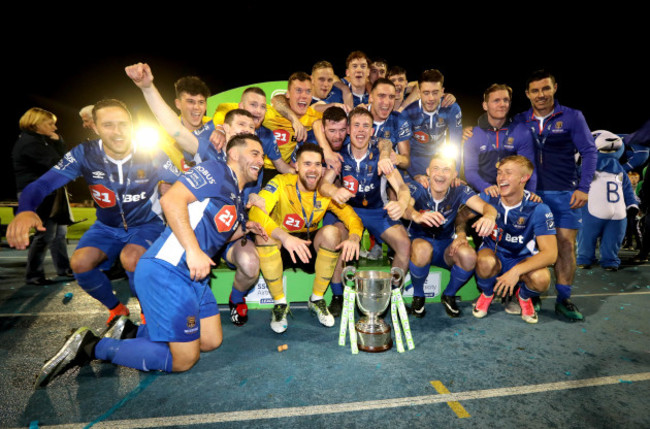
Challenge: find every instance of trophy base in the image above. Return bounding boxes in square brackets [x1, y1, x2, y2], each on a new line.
[356, 325, 393, 353]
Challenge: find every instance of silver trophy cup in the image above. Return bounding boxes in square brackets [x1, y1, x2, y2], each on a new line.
[342, 267, 404, 352]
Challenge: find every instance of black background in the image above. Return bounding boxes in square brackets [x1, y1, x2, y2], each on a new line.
[4, 5, 647, 202]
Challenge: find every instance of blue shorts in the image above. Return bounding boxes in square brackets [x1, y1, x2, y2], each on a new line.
[412, 236, 453, 270]
[322, 211, 340, 227]
[76, 220, 165, 271]
[537, 190, 582, 229]
[135, 258, 219, 343]
[353, 207, 402, 240]
[479, 242, 527, 274]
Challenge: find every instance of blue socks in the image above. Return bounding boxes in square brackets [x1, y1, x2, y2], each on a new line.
[95, 337, 173, 372]
[409, 261, 430, 297]
[444, 265, 474, 296]
[476, 275, 496, 296]
[330, 282, 343, 296]
[126, 270, 137, 298]
[555, 283, 571, 302]
[518, 283, 540, 300]
[230, 287, 247, 304]
[75, 269, 119, 310]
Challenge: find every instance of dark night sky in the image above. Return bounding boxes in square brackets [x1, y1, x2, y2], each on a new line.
[3, 5, 648, 201]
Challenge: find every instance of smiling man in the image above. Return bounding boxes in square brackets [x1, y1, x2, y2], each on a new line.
[463, 84, 537, 196]
[514, 70, 597, 321]
[403, 154, 496, 318]
[265, 72, 323, 184]
[34, 133, 266, 387]
[249, 143, 363, 333]
[473, 155, 558, 324]
[402, 69, 462, 179]
[8, 99, 182, 325]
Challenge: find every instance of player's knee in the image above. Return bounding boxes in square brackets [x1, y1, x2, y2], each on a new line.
[320, 225, 342, 247]
[236, 249, 260, 279]
[456, 247, 477, 271]
[70, 252, 99, 273]
[200, 335, 223, 352]
[171, 349, 200, 373]
[120, 246, 145, 272]
[476, 254, 498, 278]
[410, 240, 432, 265]
[525, 268, 551, 292]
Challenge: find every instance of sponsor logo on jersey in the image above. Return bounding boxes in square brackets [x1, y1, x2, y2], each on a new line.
[55, 153, 76, 171]
[92, 171, 105, 179]
[343, 175, 359, 194]
[273, 129, 291, 146]
[214, 205, 237, 233]
[546, 219, 555, 230]
[283, 213, 304, 231]
[184, 170, 207, 189]
[164, 160, 181, 176]
[89, 184, 117, 208]
[414, 131, 430, 144]
[479, 145, 487, 151]
[264, 182, 277, 193]
[504, 233, 524, 244]
[122, 191, 148, 203]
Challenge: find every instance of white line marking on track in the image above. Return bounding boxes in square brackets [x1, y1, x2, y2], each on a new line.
[18, 372, 650, 429]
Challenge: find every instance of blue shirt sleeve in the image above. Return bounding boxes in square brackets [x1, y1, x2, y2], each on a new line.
[463, 129, 492, 192]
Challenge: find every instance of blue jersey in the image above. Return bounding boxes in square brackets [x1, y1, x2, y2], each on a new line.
[339, 143, 384, 209]
[192, 122, 280, 208]
[372, 110, 412, 151]
[341, 78, 369, 106]
[144, 160, 246, 276]
[479, 191, 556, 259]
[402, 100, 463, 176]
[514, 101, 597, 193]
[311, 85, 344, 105]
[464, 115, 537, 192]
[19, 140, 181, 228]
[408, 180, 476, 240]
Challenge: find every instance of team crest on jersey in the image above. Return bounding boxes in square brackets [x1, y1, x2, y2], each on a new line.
[414, 131, 430, 144]
[437, 117, 445, 126]
[186, 316, 196, 329]
[89, 184, 116, 208]
[283, 214, 304, 231]
[314, 201, 322, 209]
[514, 216, 527, 229]
[507, 137, 515, 146]
[381, 130, 391, 139]
[214, 205, 237, 233]
[273, 129, 291, 146]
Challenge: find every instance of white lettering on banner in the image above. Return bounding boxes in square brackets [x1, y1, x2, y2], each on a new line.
[402, 272, 441, 298]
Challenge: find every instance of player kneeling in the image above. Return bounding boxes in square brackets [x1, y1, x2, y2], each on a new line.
[472, 156, 557, 323]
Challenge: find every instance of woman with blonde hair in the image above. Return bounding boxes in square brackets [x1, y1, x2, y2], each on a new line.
[12, 107, 72, 285]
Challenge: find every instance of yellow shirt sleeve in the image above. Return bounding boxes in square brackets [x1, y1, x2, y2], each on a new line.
[328, 200, 364, 238]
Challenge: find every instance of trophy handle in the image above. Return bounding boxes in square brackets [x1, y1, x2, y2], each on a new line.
[342, 266, 357, 287]
[390, 267, 405, 291]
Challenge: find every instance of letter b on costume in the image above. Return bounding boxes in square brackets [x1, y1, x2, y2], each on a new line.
[606, 181, 620, 203]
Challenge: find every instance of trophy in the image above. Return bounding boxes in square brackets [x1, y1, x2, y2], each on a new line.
[341, 267, 404, 352]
